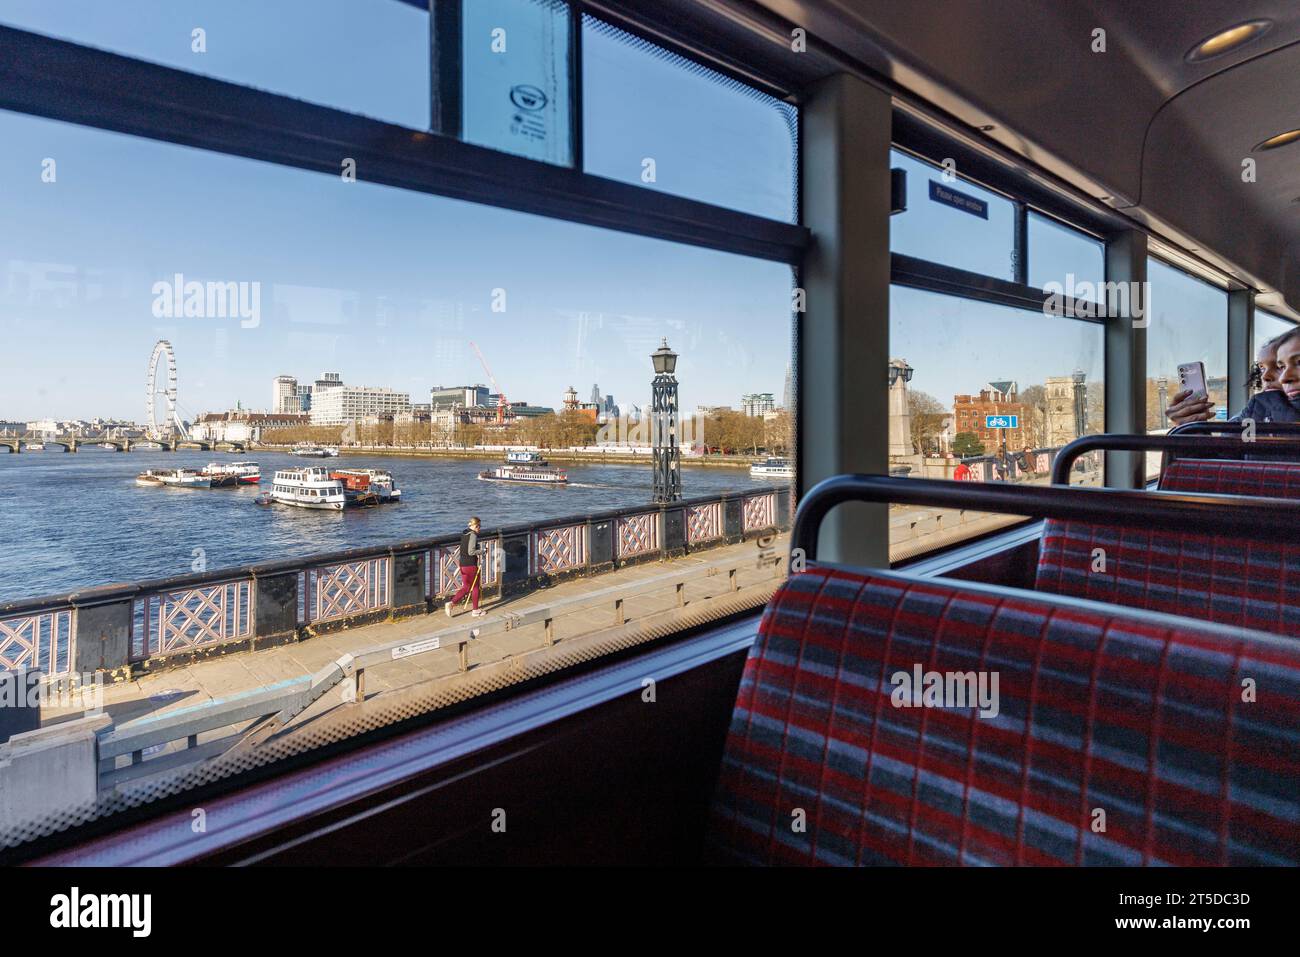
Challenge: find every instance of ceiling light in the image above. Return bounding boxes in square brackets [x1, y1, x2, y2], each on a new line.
[1186, 20, 1271, 62]
[1254, 129, 1300, 152]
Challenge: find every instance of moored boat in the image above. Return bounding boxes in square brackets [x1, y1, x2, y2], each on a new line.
[290, 444, 331, 458]
[505, 450, 549, 466]
[204, 461, 261, 484]
[135, 470, 166, 487]
[267, 467, 345, 510]
[749, 456, 794, 478]
[156, 468, 211, 488]
[330, 468, 402, 504]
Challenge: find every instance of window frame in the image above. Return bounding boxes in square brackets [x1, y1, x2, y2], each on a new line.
[0, 15, 806, 264]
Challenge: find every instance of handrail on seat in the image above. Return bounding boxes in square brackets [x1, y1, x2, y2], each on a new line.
[790, 474, 1295, 562]
[1049, 432, 1300, 485]
[1170, 420, 1300, 436]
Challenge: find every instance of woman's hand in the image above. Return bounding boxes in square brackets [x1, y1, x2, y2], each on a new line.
[1165, 388, 1215, 425]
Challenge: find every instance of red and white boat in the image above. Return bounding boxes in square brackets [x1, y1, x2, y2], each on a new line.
[330, 468, 402, 506]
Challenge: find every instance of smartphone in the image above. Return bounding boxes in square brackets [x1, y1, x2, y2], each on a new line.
[1177, 360, 1208, 400]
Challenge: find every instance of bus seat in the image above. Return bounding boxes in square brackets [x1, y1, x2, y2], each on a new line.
[1159, 457, 1300, 496]
[706, 564, 1300, 866]
[1035, 519, 1300, 633]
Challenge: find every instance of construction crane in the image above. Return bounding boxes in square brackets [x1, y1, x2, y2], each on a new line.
[469, 340, 509, 425]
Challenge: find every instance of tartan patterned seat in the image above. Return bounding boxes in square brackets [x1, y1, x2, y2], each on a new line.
[1035, 519, 1300, 634]
[1160, 457, 1300, 497]
[707, 565, 1300, 866]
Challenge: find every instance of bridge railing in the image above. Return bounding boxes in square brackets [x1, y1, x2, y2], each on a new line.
[0, 486, 791, 681]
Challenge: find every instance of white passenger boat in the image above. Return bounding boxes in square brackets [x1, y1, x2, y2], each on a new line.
[478, 454, 568, 484]
[290, 444, 331, 458]
[25, 443, 45, 451]
[204, 461, 261, 484]
[156, 468, 211, 488]
[268, 467, 345, 510]
[750, 456, 794, 478]
[505, 450, 549, 466]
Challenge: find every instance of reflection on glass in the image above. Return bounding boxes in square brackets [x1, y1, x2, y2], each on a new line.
[582, 16, 797, 222]
[890, 149, 1016, 281]
[0, 0, 430, 129]
[889, 286, 1104, 560]
[1028, 211, 1104, 299]
[1145, 258, 1228, 438]
[461, 0, 572, 166]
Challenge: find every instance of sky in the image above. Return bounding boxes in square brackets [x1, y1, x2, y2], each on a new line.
[0, 1, 1244, 425]
[0, 0, 796, 424]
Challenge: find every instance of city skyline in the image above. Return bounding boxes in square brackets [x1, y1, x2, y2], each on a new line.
[4, 349, 788, 428]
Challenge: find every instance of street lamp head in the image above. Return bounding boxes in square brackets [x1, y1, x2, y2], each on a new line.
[888, 359, 914, 386]
[651, 338, 678, 375]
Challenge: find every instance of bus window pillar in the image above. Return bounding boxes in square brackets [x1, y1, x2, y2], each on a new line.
[1227, 289, 1254, 417]
[1104, 230, 1148, 488]
[799, 72, 892, 566]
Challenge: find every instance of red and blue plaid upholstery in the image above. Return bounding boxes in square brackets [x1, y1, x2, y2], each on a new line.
[1036, 519, 1300, 633]
[708, 565, 1300, 866]
[1160, 457, 1300, 497]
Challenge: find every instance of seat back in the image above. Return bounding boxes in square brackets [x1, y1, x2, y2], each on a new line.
[1035, 518, 1300, 633]
[1159, 457, 1300, 496]
[707, 565, 1300, 866]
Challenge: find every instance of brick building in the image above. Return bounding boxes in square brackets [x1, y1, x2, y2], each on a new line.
[952, 381, 1030, 453]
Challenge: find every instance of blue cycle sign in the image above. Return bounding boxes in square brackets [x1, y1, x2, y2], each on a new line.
[985, 415, 1019, 429]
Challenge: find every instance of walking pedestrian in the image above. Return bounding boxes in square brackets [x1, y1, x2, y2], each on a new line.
[447, 516, 486, 618]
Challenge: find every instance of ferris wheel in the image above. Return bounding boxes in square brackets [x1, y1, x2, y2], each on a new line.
[146, 339, 188, 439]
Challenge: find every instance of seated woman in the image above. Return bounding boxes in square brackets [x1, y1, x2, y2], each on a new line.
[1165, 328, 1298, 424]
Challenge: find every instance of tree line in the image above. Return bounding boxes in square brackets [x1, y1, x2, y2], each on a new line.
[260, 408, 793, 456]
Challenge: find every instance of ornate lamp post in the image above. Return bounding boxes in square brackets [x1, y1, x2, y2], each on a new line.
[651, 338, 682, 503]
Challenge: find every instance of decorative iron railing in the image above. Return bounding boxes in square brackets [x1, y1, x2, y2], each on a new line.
[307, 557, 389, 624]
[0, 608, 72, 677]
[0, 486, 792, 676]
[534, 523, 587, 575]
[132, 579, 253, 659]
[616, 512, 660, 559]
[686, 501, 724, 544]
[743, 491, 777, 532]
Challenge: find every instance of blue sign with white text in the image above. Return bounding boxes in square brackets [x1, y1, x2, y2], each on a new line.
[929, 180, 989, 219]
[985, 415, 1019, 429]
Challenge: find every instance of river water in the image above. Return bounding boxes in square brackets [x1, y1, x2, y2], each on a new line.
[0, 449, 782, 602]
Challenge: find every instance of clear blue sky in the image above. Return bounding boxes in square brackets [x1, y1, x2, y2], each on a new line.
[0, 1, 1236, 425]
[0, 0, 795, 423]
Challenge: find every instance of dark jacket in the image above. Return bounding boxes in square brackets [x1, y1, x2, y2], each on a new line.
[1232, 390, 1300, 423]
[458, 527, 480, 569]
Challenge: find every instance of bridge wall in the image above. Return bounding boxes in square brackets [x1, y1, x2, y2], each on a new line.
[0, 487, 791, 682]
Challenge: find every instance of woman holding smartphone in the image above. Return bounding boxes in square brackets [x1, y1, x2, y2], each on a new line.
[1165, 330, 1294, 424]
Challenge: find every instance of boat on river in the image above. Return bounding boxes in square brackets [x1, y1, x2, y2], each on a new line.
[267, 467, 345, 510]
[204, 461, 261, 484]
[330, 468, 402, 506]
[750, 456, 794, 478]
[478, 453, 568, 485]
[290, 444, 337, 458]
[156, 468, 211, 489]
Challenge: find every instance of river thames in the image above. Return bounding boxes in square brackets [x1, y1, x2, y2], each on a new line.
[0, 449, 783, 602]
